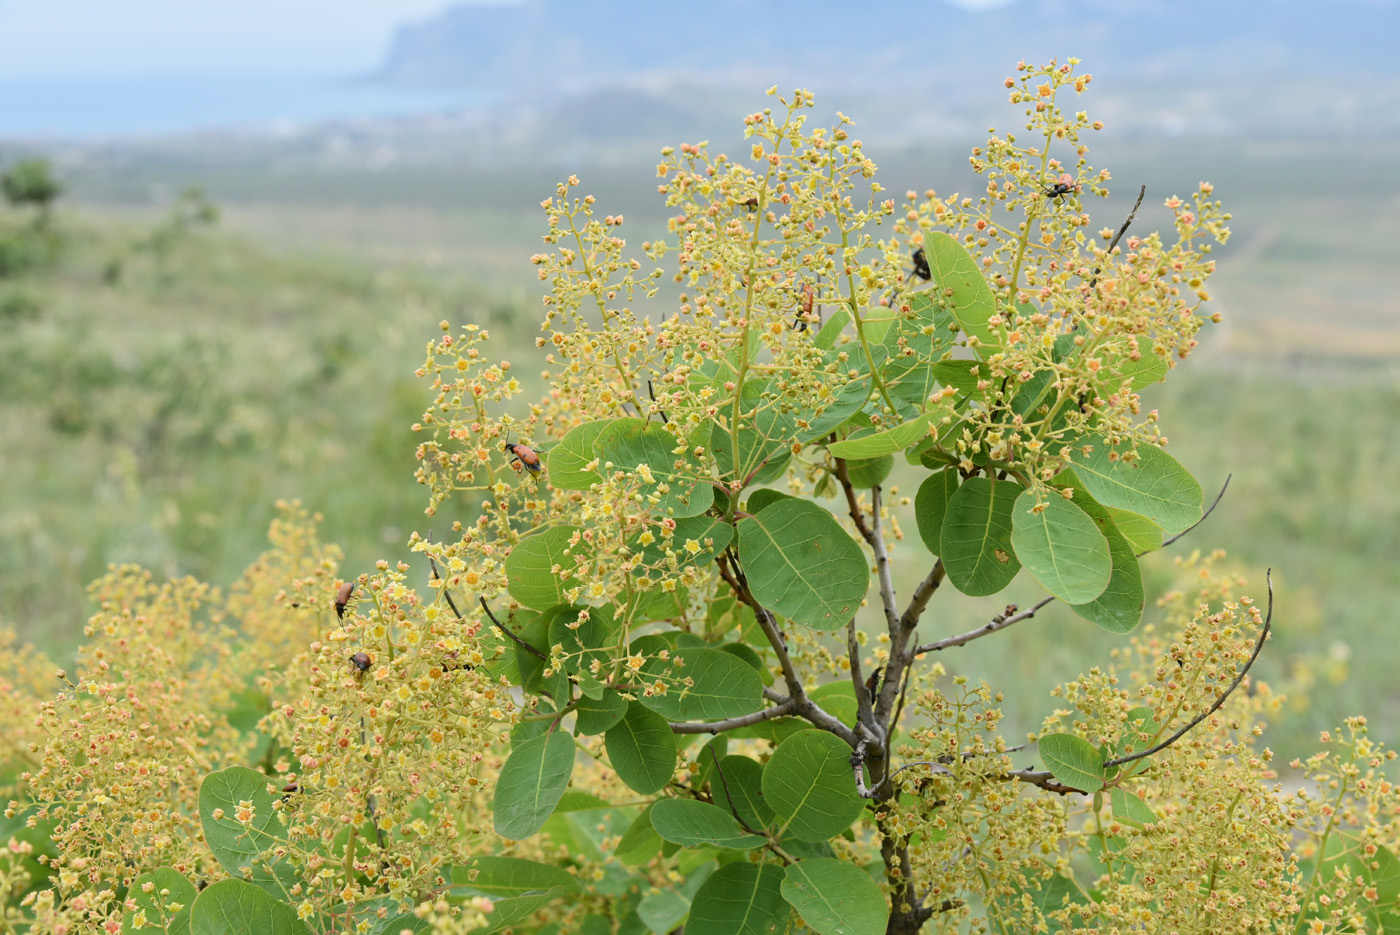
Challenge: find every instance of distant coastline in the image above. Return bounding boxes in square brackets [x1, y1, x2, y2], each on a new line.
[0, 74, 490, 141]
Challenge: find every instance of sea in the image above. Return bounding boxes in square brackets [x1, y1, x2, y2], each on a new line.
[0, 74, 489, 140]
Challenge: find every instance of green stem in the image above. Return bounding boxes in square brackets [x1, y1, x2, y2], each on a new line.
[1293, 772, 1351, 935]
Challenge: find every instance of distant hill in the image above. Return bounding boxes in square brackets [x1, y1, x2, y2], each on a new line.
[377, 0, 1400, 141]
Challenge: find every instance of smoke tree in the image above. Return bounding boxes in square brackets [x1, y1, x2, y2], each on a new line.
[6, 60, 1400, 935]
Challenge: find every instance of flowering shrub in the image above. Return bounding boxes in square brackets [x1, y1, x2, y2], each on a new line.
[2, 61, 1398, 935]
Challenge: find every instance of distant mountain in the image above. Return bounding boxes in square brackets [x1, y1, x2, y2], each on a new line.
[376, 0, 1400, 140]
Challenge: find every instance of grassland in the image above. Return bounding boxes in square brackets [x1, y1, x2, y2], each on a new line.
[3, 132, 1396, 760]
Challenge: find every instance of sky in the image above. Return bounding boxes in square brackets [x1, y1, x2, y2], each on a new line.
[0, 0, 456, 77]
[0, 0, 1014, 78]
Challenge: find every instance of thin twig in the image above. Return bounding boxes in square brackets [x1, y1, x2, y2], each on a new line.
[1103, 570, 1274, 769]
[833, 457, 876, 545]
[899, 560, 945, 630]
[914, 597, 1055, 656]
[1088, 184, 1146, 289]
[646, 379, 668, 424]
[1160, 474, 1232, 549]
[1007, 769, 1080, 796]
[426, 552, 465, 621]
[670, 701, 795, 734]
[708, 746, 762, 835]
[868, 486, 901, 634]
[847, 618, 878, 738]
[478, 597, 547, 661]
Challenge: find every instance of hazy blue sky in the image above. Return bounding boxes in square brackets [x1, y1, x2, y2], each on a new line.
[0, 0, 1012, 78]
[0, 0, 456, 76]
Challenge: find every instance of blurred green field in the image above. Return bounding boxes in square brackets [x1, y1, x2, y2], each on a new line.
[3, 134, 1396, 761]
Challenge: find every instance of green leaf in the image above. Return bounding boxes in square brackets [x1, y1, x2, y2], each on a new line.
[494, 730, 576, 839]
[605, 702, 678, 794]
[1105, 506, 1164, 553]
[505, 526, 591, 610]
[447, 857, 579, 898]
[843, 455, 894, 489]
[813, 307, 851, 350]
[931, 359, 985, 397]
[1010, 490, 1111, 604]
[827, 408, 949, 459]
[635, 647, 764, 722]
[710, 382, 799, 485]
[1109, 787, 1158, 829]
[474, 886, 566, 934]
[1069, 435, 1203, 536]
[686, 863, 791, 935]
[638, 863, 717, 935]
[763, 731, 865, 842]
[198, 767, 297, 896]
[651, 799, 766, 850]
[923, 231, 1001, 355]
[1038, 733, 1105, 793]
[913, 469, 959, 554]
[1065, 489, 1144, 633]
[636, 514, 733, 570]
[939, 476, 1022, 596]
[746, 489, 796, 514]
[124, 868, 196, 934]
[554, 789, 611, 812]
[188, 880, 309, 935]
[737, 499, 868, 631]
[575, 689, 628, 736]
[547, 604, 618, 677]
[713, 755, 776, 832]
[798, 361, 875, 442]
[596, 418, 713, 518]
[614, 806, 664, 866]
[781, 858, 888, 935]
[548, 420, 612, 490]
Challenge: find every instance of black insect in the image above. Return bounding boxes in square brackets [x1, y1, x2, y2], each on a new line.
[864, 666, 885, 705]
[911, 248, 931, 281]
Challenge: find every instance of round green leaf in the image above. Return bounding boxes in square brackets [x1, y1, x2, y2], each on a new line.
[636, 514, 733, 570]
[575, 689, 627, 736]
[1067, 494, 1145, 633]
[614, 805, 663, 866]
[844, 455, 893, 489]
[1037, 733, 1105, 793]
[548, 419, 612, 490]
[473, 887, 566, 934]
[687, 862, 791, 935]
[125, 868, 196, 934]
[651, 798, 766, 850]
[940, 476, 1022, 596]
[447, 856, 579, 898]
[1105, 506, 1164, 554]
[605, 701, 677, 794]
[827, 408, 947, 460]
[737, 499, 869, 631]
[547, 604, 618, 676]
[781, 858, 889, 935]
[713, 755, 775, 832]
[504, 526, 591, 610]
[1109, 787, 1158, 829]
[914, 468, 959, 554]
[762, 730, 864, 842]
[1010, 489, 1111, 604]
[596, 418, 712, 518]
[494, 730, 576, 839]
[1069, 434, 1203, 536]
[198, 767, 296, 895]
[189, 880, 309, 935]
[635, 647, 764, 722]
[923, 231, 1001, 355]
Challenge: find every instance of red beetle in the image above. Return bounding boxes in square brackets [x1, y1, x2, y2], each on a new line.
[349, 652, 372, 672]
[334, 582, 354, 619]
[503, 440, 542, 475]
[1043, 172, 1079, 202]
